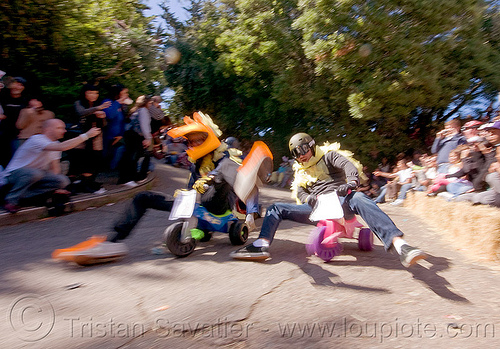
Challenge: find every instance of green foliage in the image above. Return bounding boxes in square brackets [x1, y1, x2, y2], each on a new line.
[161, 0, 499, 168]
[2, 0, 498, 169]
[0, 0, 165, 117]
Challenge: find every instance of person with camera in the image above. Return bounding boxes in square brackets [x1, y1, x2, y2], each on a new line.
[431, 118, 466, 174]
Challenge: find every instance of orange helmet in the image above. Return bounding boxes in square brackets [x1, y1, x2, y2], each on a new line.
[167, 111, 222, 161]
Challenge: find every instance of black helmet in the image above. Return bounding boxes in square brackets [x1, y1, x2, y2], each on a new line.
[289, 132, 316, 158]
[224, 136, 240, 149]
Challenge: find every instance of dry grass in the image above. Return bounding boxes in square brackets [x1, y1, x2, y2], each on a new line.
[405, 191, 500, 263]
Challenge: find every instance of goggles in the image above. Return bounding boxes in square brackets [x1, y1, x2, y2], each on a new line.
[291, 143, 312, 159]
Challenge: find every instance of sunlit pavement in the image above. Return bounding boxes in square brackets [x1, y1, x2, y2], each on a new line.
[1, 162, 499, 349]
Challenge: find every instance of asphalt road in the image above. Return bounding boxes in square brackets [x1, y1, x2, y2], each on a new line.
[1, 161, 499, 349]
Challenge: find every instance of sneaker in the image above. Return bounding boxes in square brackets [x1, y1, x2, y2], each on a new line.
[55, 241, 128, 266]
[230, 244, 270, 261]
[4, 202, 21, 214]
[399, 244, 427, 267]
[71, 241, 128, 266]
[391, 199, 404, 206]
[93, 188, 108, 195]
[245, 214, 257, 232]
[52, 235, 107, 260]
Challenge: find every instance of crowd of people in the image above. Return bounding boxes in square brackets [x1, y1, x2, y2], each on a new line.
[0, 75, 171, 214]
[358, 117, 500, 208]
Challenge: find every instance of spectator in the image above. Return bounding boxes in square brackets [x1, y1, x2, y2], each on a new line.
[269, 156, 294, 188]
[118, 95, 153, 186]
[0, 77, 30, 168]
[455, 145, 500, 207]
[431, 118, 467, 174]
[70, 84, 111, 193]
[446, 137, 496, 197]
[373, 159, 414, 205]
[427, 145, 473, 198]
[149, 95, 170, 135]
[164, 136, 189, 168]
[416, 154, 438, 192]
[102, 84, 131, 171]
[149, 96, 170, 159]
[16, 99, 55, 147]
[378, 156, 391, 173]
[461, 120, 484, 143]
[481, 121, 500, 148]
[0, 119, 100, 213]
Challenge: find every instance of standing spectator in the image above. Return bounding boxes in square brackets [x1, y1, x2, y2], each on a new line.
[71, 84, 112, 193]
[118, 95, 153, 186]
[148, 95, 170, 134]
[431, 118, 467, 174]
[149, 95, 170, 159]
[0, 77, 30, 168]
[102, 84, 131, 170]
[16, 99, 55, 147]
[0, 119, 100, 213]
[461, 120, 484, 143]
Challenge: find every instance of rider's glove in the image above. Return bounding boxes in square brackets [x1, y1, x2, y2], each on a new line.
[306, 194, 317, 208]
[193, 176, 213, 194]
[336, 181, 357, 197]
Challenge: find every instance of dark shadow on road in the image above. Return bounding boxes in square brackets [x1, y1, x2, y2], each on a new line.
[0, 220, 468, 305]
[407, 255, 469, 303]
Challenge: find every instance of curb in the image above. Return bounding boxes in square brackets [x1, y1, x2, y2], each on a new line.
[0, 174, 156, 226]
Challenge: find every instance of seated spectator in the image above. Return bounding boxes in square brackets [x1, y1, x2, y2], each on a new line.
[378, 156, 391, 173]
[427, 145, 473, 197]
[164, 136, 189, 168]
[415, 154, 437, 192]
[455, 145, 500, 207]
[0, 119, 100, 214]
[269, 156, 294, 188]
[16, 99, 55, 147]
[444, 139, 496, 198]
[373, 158, 414, 205]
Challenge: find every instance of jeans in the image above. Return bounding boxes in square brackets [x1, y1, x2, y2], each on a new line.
[397, 183, 414, 200]
[374, 185, 387, 203]
[245, 191, 259, 215]
[437, 163, 450, 174]
[258, 191, 403, 250]
[5, 168, 70, 205]
[109, 189, 260, 242]
[110, 191, 173, 242]
[446, 181, 473, 197]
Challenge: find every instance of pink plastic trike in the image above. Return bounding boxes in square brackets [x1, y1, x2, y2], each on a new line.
[305, 192, 374, 262]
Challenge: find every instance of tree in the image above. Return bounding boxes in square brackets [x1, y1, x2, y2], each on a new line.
[0, 0, 165, 118]
[294, 0, 500, 155]
[161, 0, 500, 167]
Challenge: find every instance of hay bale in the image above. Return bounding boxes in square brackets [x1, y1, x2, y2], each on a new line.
[405, 191, 500, 262]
